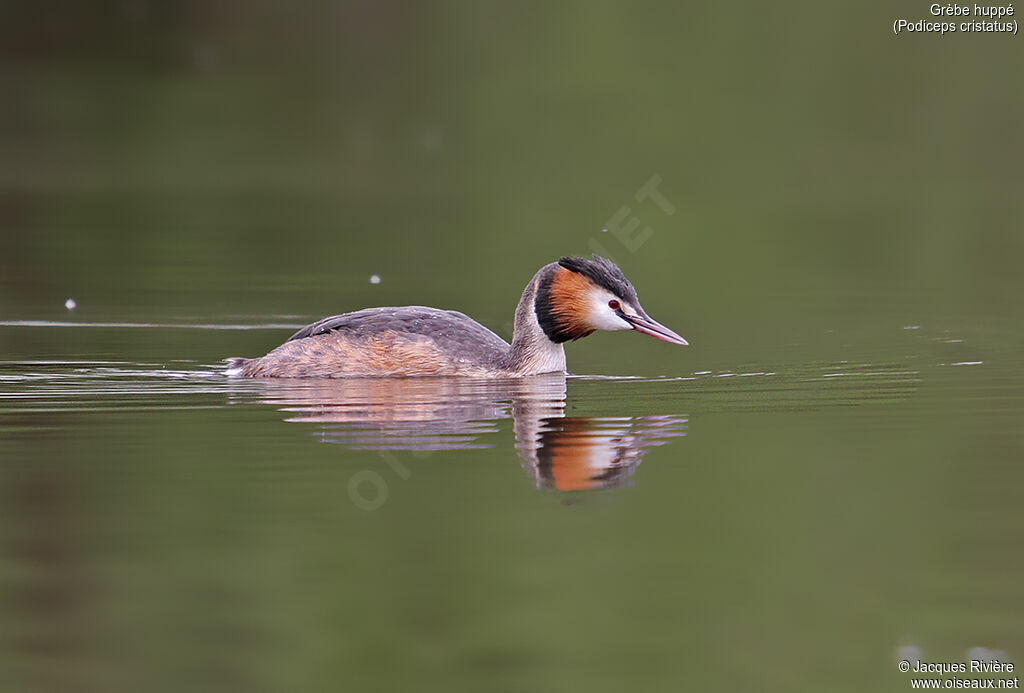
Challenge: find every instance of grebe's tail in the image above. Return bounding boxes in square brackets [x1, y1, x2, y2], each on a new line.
[223, 357, 252, 377]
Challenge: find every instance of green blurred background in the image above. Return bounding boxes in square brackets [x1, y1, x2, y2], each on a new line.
[3, 1, 1021, 347]
[1, 2, 1022, 692]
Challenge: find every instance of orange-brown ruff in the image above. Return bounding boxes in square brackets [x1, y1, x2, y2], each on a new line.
[226, 256, 687, 378]
[544, 267, 598, 342]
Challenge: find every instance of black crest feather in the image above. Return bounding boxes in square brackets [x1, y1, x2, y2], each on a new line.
[557, 255, 640, 306]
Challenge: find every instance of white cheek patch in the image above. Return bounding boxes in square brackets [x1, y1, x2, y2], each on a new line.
[586, 289, 634, 331]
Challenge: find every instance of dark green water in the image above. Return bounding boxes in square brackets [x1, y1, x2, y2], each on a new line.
[2, 2, 1023, 691]
[2, 318, 1021, 692]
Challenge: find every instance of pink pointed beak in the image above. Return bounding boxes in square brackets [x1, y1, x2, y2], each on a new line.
[624, 313, 689, 345]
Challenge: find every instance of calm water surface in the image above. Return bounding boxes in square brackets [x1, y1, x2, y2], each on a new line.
[1, 320, 1021, 692]
[2, 4, 1023, 688]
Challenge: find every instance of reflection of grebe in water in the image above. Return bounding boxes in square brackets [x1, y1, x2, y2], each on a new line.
[517, 413, 686, 491]
[248, 374, 686, 492]
[226, 256, 686, 378]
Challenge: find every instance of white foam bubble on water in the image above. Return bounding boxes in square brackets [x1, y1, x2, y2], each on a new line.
[897, 644, 922, 665]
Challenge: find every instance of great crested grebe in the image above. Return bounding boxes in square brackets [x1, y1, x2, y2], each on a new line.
[225, 255, 687, 378]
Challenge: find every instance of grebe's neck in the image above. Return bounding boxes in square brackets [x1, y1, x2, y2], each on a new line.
[504, 263, 566, 375]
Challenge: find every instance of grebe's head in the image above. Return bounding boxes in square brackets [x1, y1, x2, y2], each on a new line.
[534, 255, 688, 346]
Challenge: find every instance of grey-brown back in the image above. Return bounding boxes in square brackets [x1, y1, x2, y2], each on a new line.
[286, 306, 510, 360]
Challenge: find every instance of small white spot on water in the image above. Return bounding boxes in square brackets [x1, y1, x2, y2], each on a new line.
[951, 361, 983, 366]
[897, 644, 923, 666]
[369, 274, 382, 285]
[417, 128, 443, 153]
[904, 325, 920, 330]
[966, 646, 1008, 663]
[64, 298, 76, 310]
[944, 339, 963, 343]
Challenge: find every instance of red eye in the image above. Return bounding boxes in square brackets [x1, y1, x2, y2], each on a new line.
[608, 299, 620, 310]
